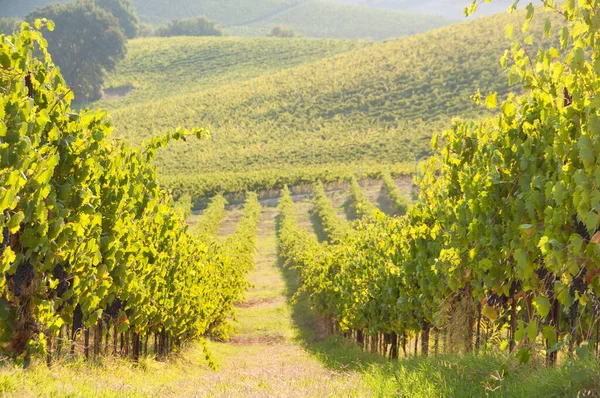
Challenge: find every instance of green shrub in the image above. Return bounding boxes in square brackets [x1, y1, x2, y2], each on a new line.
[157, 16, 224, 37]
[267, 26, 295, 37]
[0, 18, 20, 35]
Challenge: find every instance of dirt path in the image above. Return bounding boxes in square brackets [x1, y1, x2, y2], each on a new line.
[189, 203, 371, 397]
[216, 205, 244, 237]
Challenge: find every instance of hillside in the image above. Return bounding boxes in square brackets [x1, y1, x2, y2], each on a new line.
[133, 0, 302, 26]
[98, 36, 367, 107]
[328, 0, 543, 19]
[0, 0, 453, 40]
[0, 0, 71, 18]
[228, 1, 451, 40]
[100, 10, 556, 184]
[0, 0, 296, 23]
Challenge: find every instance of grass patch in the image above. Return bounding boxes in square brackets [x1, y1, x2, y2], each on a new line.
[362, 354, 600, 397]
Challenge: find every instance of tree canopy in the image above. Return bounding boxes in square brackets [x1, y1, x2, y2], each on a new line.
[26, 1, 127, 102]
[156, 16, 224, 37]
[95, 0, 139, 39]
[0, 18, 20, 35]
[267, 26, 295, 37]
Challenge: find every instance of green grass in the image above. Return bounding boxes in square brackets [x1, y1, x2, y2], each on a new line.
[366, 354, 600, 397]
[98, 35, 366, 108]
[2, 345, 596, 397]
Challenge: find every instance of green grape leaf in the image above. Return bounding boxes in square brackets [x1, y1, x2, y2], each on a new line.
[533, 296, 550, 318]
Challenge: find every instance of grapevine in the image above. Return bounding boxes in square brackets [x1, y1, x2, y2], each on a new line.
[381, 171, 410, 216]
[0, 22, 252, 362]
[311, 181, 347, 243]
[347, 177, 377, 220]
[194, 193, 228, 236]
[283, 1, 600, 363]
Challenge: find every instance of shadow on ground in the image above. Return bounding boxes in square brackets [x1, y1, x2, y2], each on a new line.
[309, 209, 328, 244]
[274, 211, 390, 373]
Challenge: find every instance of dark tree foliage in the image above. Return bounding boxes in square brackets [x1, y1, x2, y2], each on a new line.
[156, 16, 224, 37]
[0, 18, 21, 35]
[267, 26, 295, 38]
[26, 1, 126, 102]
[94, 0, 139, 39]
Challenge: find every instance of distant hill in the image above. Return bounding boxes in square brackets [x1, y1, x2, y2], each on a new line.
[327, 0, 543, 19]
[99, 10, 557, 179]
[132, 0, 304, 26]
[228, 1, 451, 40]
[0, 0, 453, 40]
[0, 0, 70, 18]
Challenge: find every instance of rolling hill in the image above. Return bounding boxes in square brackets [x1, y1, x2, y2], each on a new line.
[0, 0, 298, 24]
[97, 9, 556, 193]
[98, 36, 367, 107]
[227, 1, 451, 40]
[132, 0, 304, 26]
[0, 0, 453, 40]
[328, 0, 544, 19]
[0, 0, 71, 18]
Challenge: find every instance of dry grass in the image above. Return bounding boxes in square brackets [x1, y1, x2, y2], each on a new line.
[293, 196, 317, 235]
[324, 185, 351, 222]
[357, 179, 384, 209]
[217, 206, 244, 237]
[234, 296, 283, 308]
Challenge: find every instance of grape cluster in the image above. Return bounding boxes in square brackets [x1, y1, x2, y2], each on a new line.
[104, 298, 122, 321]
[0, 226, 9, 256]
[569, 301, 580, 325]
[486, 292, 509, 307]
[573, 215, 589, 240]
[71, 304, 83, 337]
[52, 263, 70, 298]
[535, 267, 547, 281]
[569, 273, 587, 298]
[11, 261, 34, 298]
[572, 214, 600, 241]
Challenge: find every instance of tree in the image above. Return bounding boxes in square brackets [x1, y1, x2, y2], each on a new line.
[156, 16, 224, 37]
[0, 18, 21, 36]
[27, 1, 126, 102]
[267, 26, 295, 38]
[138, 23, 154, 37]
[94, 0, 139, 39]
